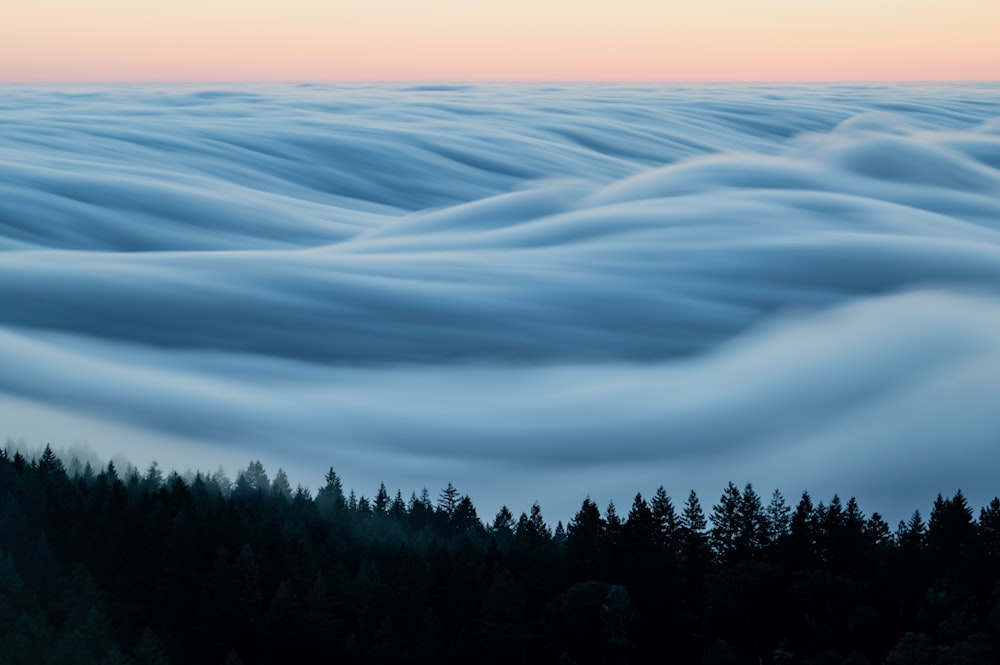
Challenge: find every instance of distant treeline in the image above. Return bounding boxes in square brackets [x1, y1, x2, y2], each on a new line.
[1, 445, 999, 665]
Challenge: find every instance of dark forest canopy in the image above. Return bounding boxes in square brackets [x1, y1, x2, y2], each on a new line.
[1, 445, 999, 665]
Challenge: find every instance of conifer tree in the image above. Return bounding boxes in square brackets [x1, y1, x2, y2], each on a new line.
[605, 500, 622, 546]
[679, 490, 709, 560]
[650, 486, 679, 552]
[438, 483, 460, 516]
[271, 469, 292, 501]
[491, 506, 516, 536]
[710, 482, 741, 564]
[373, 482, 390, 513]
[736, 483, 767, 557]
[765, 488, 791, 545]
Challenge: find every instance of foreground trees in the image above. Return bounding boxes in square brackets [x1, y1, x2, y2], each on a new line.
[1, 445, 999, 664]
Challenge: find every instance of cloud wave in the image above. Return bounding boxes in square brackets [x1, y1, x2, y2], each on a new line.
[1, 83, 999, 521]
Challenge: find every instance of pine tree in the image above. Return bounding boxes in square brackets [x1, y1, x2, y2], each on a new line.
[553, 521, 567, 546]
[566, 498, 606, 578]
[374, 482, 390, 514]
[927, 490, 974, 566]
[765, 488, 791, 545]
[453, 495, 480, 532]
[235, 460, 268, 495]
[978, 497, 1000, 559]
[650, 486, 679, 552]
[710, 482, 741, 564]
[438, 483, 460, 516]
[789, 491, 818, 561]
[37, 444, 64, 477]
[492, 506, 516, 536]
[605, 501, 622, 546]
[865, 512, 893, 549]
[679, 490, 709, 560]
[391, 490, 407, 519]
[271, 469, 292, 502]
[143, 461, 165, 492]
[736, 483, 767, 558]
[624, 493, 655, 548]
[528, 502, 551, 541]
[897, 510, 926, 549]
[568, 498, 604, 541]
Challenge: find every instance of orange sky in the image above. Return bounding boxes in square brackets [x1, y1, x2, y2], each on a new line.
[1, 0, 998, 82]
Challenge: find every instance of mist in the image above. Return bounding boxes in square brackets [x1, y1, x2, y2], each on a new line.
[2, 83, 999, 522]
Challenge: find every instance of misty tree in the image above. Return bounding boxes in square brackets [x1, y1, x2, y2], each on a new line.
[316, 467, 346, 517]
[235, 460, 269, 494]
[271, 469, 292, 501]
[210, 466, 233, 496]
[4, 444, 1000, 665]
[408, 490, 434, 528]
[391, 490, 407, 519]
[143, 460, 164, 492]
[37, 445, 64, 477]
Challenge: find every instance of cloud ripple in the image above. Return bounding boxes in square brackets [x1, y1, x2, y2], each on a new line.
[1, 83, 999, 521]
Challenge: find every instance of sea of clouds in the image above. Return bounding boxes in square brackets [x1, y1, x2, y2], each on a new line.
[2, 83, 999, 523]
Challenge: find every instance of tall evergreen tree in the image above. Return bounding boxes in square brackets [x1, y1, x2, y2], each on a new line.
[710, 482, 742, 565]
[788, 491, 818, 562]
[897, 510, 927, 550]
[373, 483, 390, 514]
[452, 495, 481, 533]
[765, 488, 791, 546]
[604, 501, 622, 547]
[625, 493, 655, 546]
[567, 498, 605, 555]
[491, 506, 516, 537]
[271, 469, 292, 502]
[438, 483, 460, 516]
[235, 460, 268, 495]
[315, 467, 346, 519]
[650, 486, 679, 552]
[736, 483, 767, 558]
[679, 490, 709, 560]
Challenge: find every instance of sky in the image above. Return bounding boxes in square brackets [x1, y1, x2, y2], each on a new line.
[1, 0, 998, 82]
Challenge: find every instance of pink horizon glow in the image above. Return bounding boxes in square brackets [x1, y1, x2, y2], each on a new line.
[2, 1, 997, 83]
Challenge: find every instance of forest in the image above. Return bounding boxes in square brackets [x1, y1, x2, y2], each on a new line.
[0, 445, 998, 665]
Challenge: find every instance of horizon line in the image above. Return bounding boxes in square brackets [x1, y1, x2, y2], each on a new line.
[3, 78, 999, 85]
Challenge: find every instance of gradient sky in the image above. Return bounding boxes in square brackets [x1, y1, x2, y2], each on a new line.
[2, 0, 998, 82]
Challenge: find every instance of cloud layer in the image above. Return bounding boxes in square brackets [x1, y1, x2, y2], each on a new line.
[2, 83, 999, 522]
